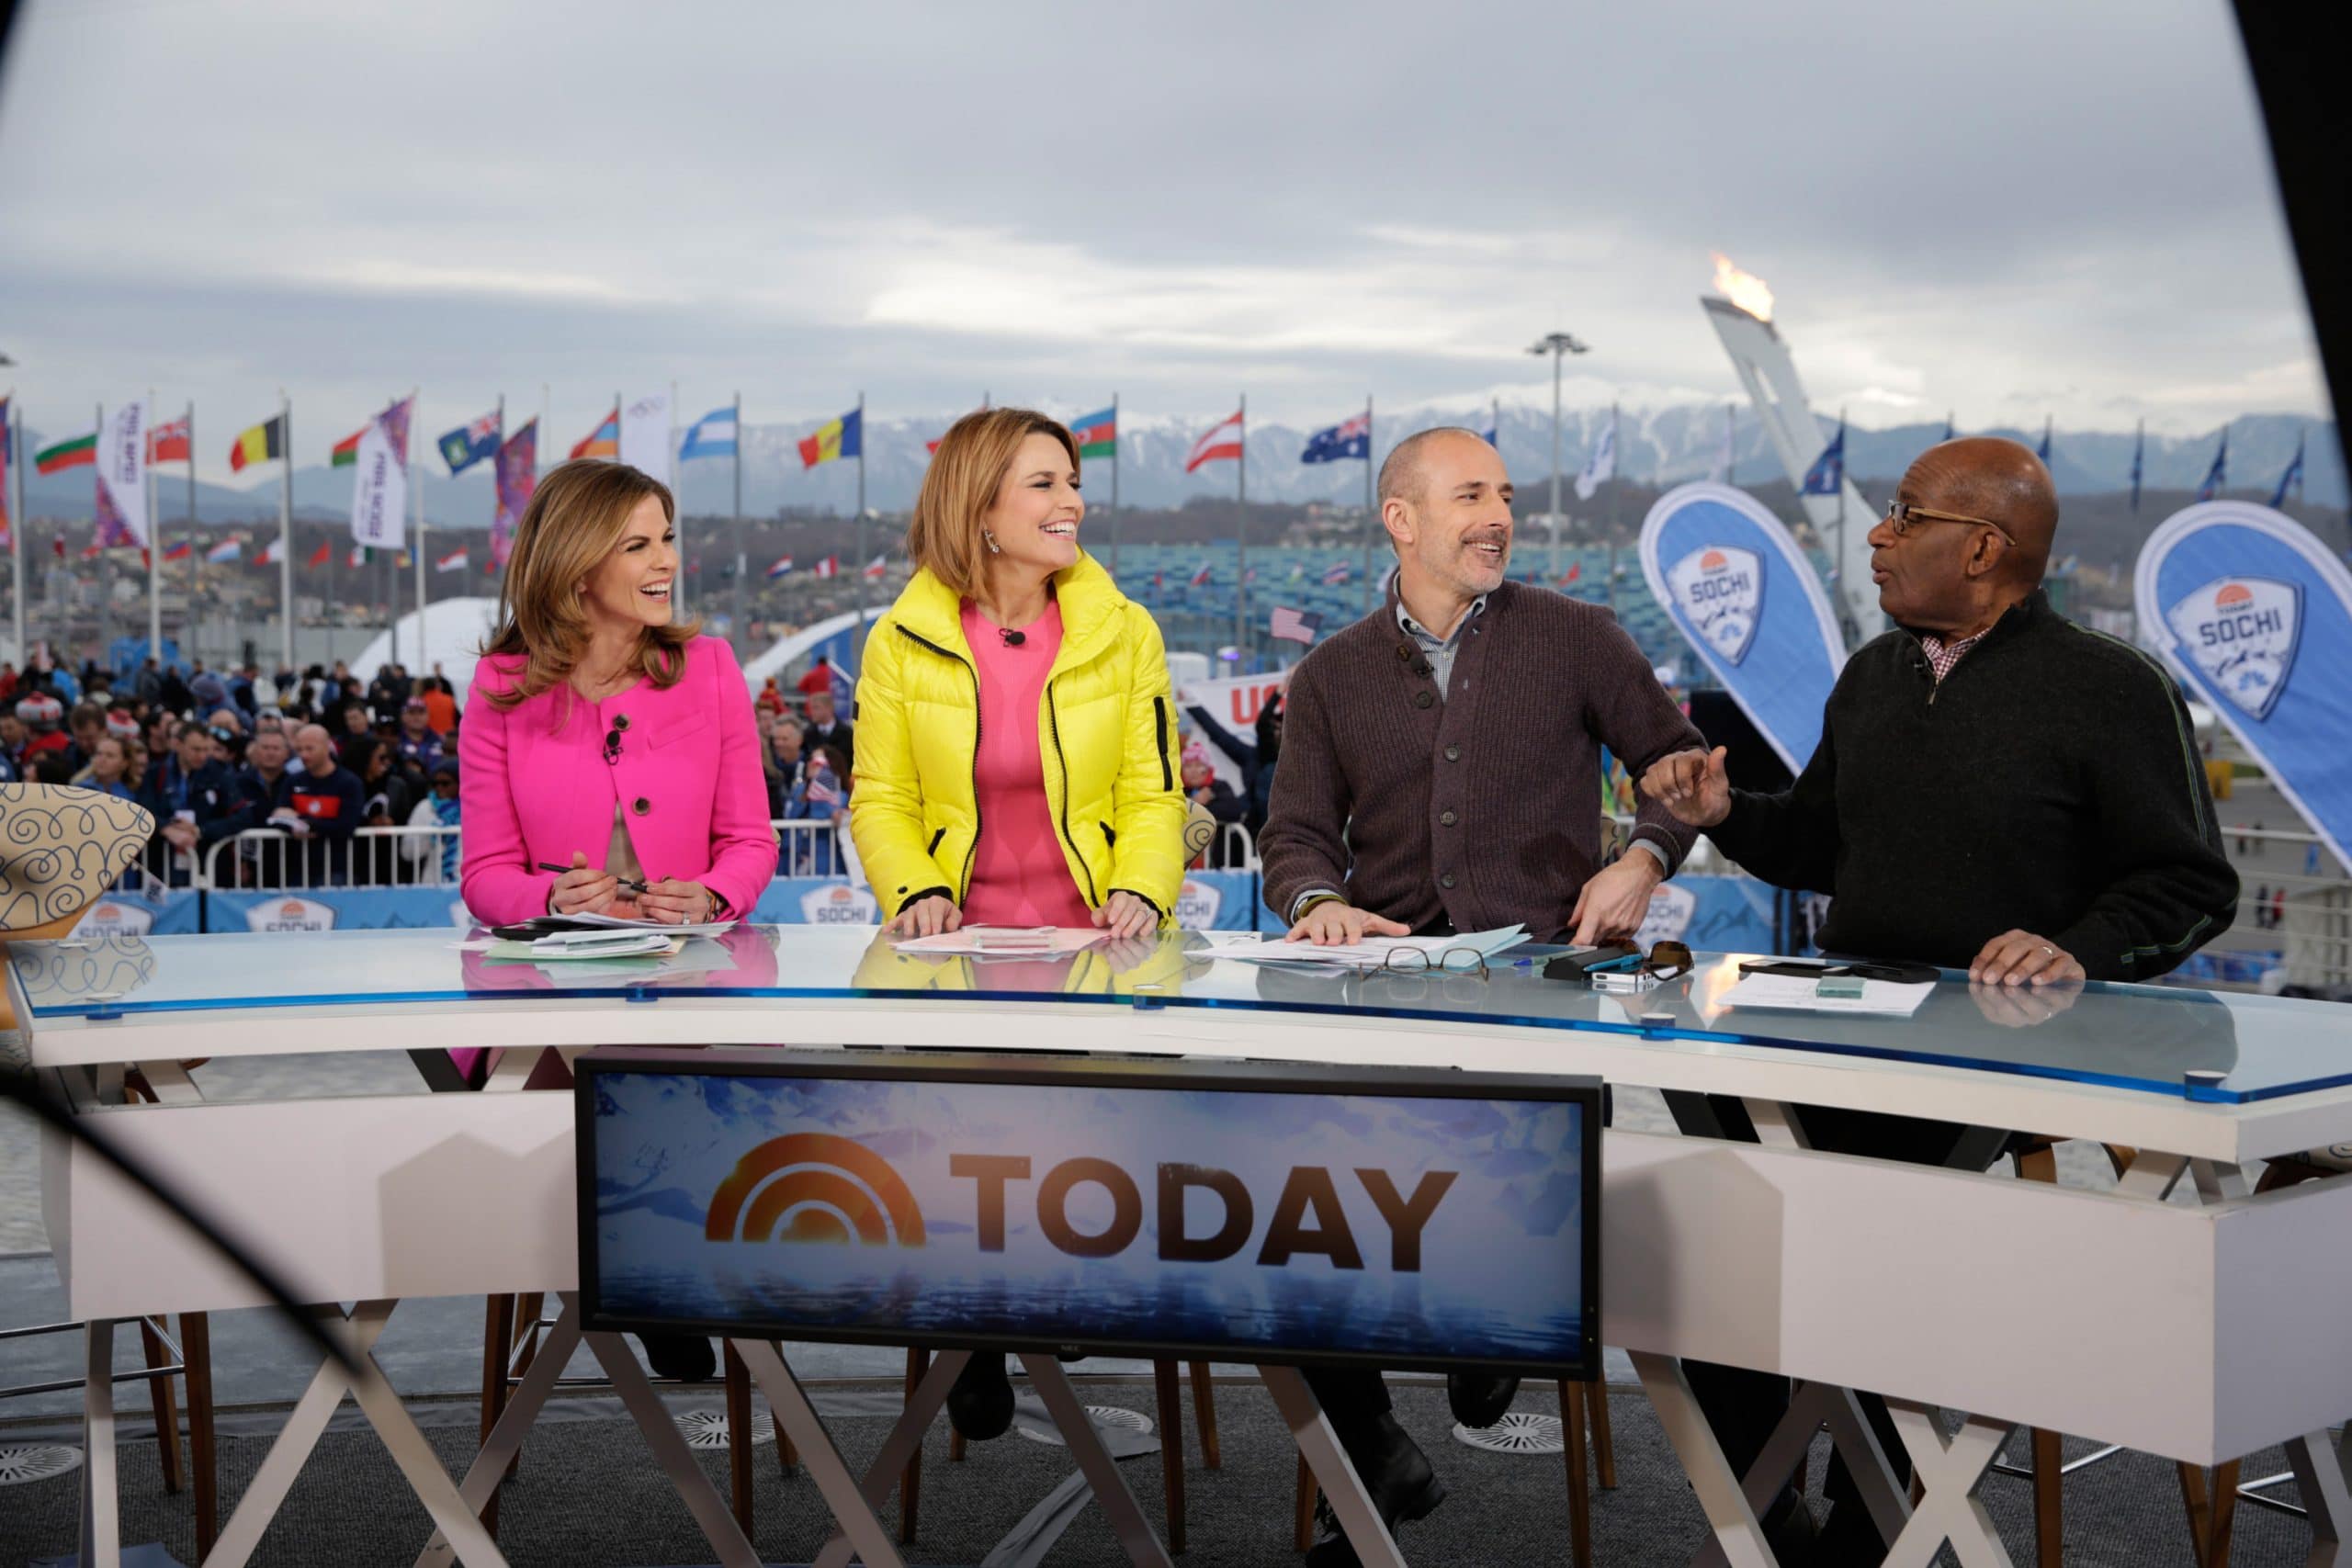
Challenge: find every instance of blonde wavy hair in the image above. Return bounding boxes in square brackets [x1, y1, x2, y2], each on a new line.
[480, 459, 700, 712]
[905, 408, 1080, 596]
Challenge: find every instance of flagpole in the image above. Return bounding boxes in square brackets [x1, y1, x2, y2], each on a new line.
[95, 400, 109, 668]
[1835, 404, 1849, 597]
[147, 385, 162, 666]
[854, 390, 868, 668]
[9, 399, 25, 666]
[1235, 392, 1249, 661]
[1725, 402, 1736, 487]
[278, 391, 293, 675]
[396, 388, 417, 668]
[325, 407, 340, 662]
[1108, 390, 1121, 579]
[669, 379, 684, 615]
[1361, 393, 1374, 613]
[729, 389, 743, 655]
[539, 384, 550, 481]
[184, 400, 197, 655]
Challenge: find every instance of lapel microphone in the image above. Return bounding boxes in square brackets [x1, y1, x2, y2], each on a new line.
[999, 627, 1026, 647]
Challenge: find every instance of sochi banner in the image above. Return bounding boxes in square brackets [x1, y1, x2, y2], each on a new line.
[2136, 501, 2352, 872]
[1637, 482, 1845, 773]
[349, 396, 413, 552]
[1178, 671, 1286, 791]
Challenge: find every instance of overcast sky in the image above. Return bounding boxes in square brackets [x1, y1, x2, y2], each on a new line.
[0, 0, 2327, 482]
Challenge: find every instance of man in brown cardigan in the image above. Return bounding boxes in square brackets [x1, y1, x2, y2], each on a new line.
[1260, 426, 1711, 1564]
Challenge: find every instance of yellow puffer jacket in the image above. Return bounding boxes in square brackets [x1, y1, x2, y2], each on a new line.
[849, 553, 1188, 921]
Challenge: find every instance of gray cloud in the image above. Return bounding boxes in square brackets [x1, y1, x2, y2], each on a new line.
[0, 0, 2324, 485]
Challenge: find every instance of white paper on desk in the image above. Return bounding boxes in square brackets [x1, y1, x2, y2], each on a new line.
[1205, 925, 1530, 970]
[1717, 974, 1935, 1017]
[891, 925, 1106, 957]
[557, 911, 741, 938]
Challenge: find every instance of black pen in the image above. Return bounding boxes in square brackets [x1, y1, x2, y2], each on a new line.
[536, 860, 650, 896]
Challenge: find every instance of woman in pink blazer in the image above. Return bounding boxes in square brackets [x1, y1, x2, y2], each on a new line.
[460, 459, 777, 929]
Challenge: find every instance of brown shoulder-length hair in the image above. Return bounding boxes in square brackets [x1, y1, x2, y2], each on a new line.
[480, 459, 701, 711]
[905, 408, 1081, 597]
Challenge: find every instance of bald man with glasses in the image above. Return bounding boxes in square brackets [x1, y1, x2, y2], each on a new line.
[1643, 435, 2237, 1562]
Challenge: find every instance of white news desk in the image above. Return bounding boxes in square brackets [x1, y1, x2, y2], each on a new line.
[15, 925, 2352, 1568]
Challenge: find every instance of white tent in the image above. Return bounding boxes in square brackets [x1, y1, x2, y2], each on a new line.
[348, 597, 501, 706]
[740, 607, 889, 694]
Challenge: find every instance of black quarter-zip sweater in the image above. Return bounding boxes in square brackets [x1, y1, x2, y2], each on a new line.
[1710, 591, 2239, 981]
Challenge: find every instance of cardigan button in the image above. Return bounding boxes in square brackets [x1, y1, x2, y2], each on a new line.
[1414, 691, 1433, 709]
[1444, 744, 1461, 761]
[632, 796, 650, 816]
[1440, 809, 1457, 827]
[1439, 873, 1457, 889]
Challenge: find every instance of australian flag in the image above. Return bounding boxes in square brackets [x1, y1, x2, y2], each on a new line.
[1800, 418, 1845, 496]
[438, 412, 501, 476]
[1302, 412, 1372, 464]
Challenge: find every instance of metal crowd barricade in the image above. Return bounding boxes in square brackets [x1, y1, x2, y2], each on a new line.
[198, 820, 845, 895]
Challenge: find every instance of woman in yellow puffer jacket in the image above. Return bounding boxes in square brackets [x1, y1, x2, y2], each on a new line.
[850, 406, 1186, 941]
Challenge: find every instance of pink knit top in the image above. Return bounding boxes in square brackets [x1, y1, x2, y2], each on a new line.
[959, 599, 1094, 928]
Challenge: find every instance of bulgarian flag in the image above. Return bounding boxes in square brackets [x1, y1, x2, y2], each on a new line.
[330, 423, 367, 468]
[37, 432, 96, 474]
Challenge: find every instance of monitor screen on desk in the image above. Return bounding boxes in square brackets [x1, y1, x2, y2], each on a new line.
[576, 1051, 1600, 1377]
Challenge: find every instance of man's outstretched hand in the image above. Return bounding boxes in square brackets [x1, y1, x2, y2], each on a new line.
[1641, 746, 1732, 828]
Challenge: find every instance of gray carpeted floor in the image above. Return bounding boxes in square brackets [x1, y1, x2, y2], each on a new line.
[0, 1379, 2327, 1566]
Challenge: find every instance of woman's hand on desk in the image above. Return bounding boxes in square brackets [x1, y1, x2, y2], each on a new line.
[637, 878, 717, 924]
[548, 852, 621, 917]
[1093, 890, 1159, 942]
[888, 895, 962, 938]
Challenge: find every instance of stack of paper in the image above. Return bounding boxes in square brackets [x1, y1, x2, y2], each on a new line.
[1716, 973, 1936, 1018]
[892, 926, 1108, 957]
[483, 929, 683, 964]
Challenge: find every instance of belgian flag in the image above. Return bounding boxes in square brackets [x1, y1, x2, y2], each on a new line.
[229, 414, 285, 473]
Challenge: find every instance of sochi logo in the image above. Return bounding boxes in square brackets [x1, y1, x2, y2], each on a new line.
[1666, 545, 1764, 664]
[2165, 576, 2301, 721]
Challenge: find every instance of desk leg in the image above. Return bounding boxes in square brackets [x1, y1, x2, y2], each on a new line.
[412, 1296, 587, 1568]
[1689, 1378, 1912, 1568]
[1261, 1365, 1406, 1568]
[737, 1338, 912, 1568]
[1630, 1350, 1776, 1568]
[1020, 1353, 1175, 1568]
[79, 1319, 120, 1568]
[1877, 1400, 2017, 1568]
[798, 1345, 966, 1568]
[2286, 1427, 2351, 1567]
[582, 1329, 763, 1568]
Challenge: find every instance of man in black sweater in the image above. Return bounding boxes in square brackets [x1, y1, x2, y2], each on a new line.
[1644, 436, 2236, 1563]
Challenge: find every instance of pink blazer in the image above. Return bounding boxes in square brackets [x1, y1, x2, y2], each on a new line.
[458, 635, 780, 929]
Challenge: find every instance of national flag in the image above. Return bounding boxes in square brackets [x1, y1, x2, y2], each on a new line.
[51, 536, 63, 559]
[493, 418, 537, 568]
[162, 539, 194, 562]
[148, 416, 191, 465]
[2195, 427, 2227, 503]
[1321, 561, 1351, 585]
[438, 411, 501, 475]
[349, 543, 368, 569]
[805, 764, 842, 808]
[764, 555, 794, 580]
[1941, 412, 1957, 444]
[307, 540, 333, 568]
[2269, 431, 2306, 509]
[230, 414, 285, 473]
[206, 538, 242, 564]
[2128, 421, 2145, 513]
[436, 547, 469, 573]
[1480, 400, 1499, 447]
[1800, 416, 1844, 496]
[257, 536, 283, 566]
[1070, 406, 1117, 459]
[681, 405, 739, 461]
[1270, 605, 1324, 646]
[924, 434, 945, 457]
[571, 405, 620, 461]
[330, 425, 366, 468]
[0, 398, 10, 549]
[811, 555, 840, 579]
[1189, 563, 1213, 588]
[861, 553, 888, 580]
[2035, 417, 2052, 463]
[1575, 410, 1617, 501]
[1301, 412, 1371, 465]
[36, 433, 96, 474]
[798, 408, 862, 468]
[81, 538, 107, 560]
[1563, 562, 1582, 585]
[1185, 411, 1243, 473]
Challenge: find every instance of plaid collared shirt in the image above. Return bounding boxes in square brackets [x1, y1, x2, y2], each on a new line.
[1918, 630, 1985, 684]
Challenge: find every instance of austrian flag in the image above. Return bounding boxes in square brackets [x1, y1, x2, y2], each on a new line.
[1184, 411, 1244, 473]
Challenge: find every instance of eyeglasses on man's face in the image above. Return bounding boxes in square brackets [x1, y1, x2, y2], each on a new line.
[1881, 500, 2018, 547]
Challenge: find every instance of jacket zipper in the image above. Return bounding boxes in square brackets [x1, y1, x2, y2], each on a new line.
[1152, 695, 1172, 791]
[896, 626, 984, 901]
[1045, 677, 1101, 906]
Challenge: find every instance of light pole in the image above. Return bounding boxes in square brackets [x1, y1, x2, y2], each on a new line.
[1528, 331, 1589, 581]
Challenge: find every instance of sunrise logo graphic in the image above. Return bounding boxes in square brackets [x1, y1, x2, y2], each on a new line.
[703, 1134, 928, 1247]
